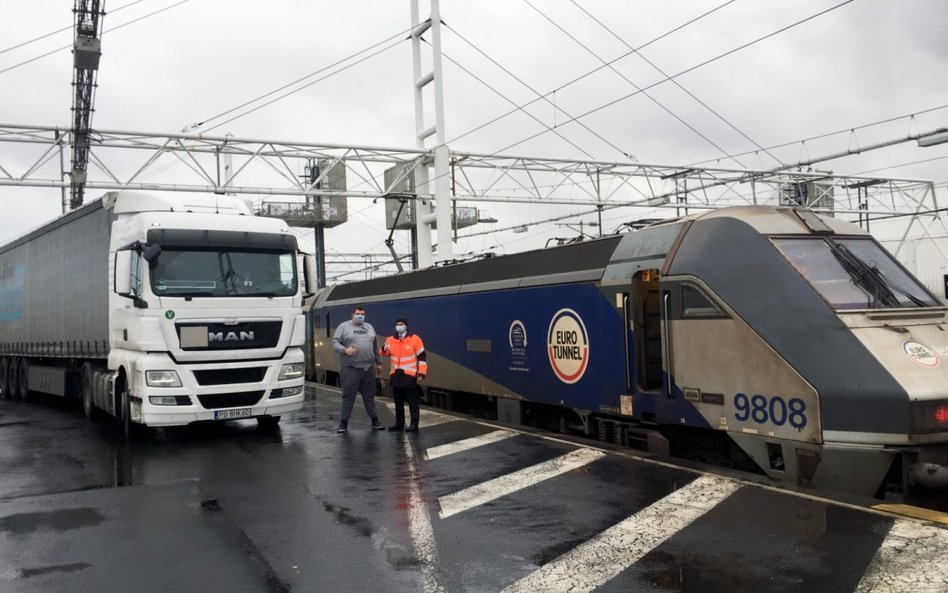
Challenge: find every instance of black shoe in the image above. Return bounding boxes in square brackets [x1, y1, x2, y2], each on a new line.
[405, 425, 419, 433]
[387, 425, 404, 432]
[336, 421, 348, 434]
[370, 418, 386, 430]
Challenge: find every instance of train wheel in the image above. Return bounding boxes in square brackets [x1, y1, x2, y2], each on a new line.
[0, 358, 9, 400]
[16, 359, 30, 402]
[81, 363, 96, 420]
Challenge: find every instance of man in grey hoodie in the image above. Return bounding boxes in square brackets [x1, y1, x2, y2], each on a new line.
[332, 305, 385, 433]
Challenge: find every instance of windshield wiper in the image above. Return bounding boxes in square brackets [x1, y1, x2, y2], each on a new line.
[827, 241, 902, 308]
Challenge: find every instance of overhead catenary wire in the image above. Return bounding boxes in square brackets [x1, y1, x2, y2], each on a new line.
[521, 0, 749, 168]
[444, 24, 630, 160]
[0, 0, 150, 56]
[447, 0, 740, 146]
[200, 35, 407, 133]
[438, 47, 599, 160]
[688, 103, 948, 167]
[191, 25, 414, 133]
[567, 0, 784, 167]
[487, 0, 860, 158]
[0, 0, 192, 76]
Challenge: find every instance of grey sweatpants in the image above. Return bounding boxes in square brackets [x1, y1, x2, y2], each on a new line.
[340, 365, 379, 421]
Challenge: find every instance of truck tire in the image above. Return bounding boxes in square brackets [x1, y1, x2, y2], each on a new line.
[0, 358, 9, 400]
[81, 363, 96, 420]
[7, 359, 20, 401]
[119, 384, 148, 440]
[256, 415, 281, 430]
[120, 385, 133, 439]
[16, 359, 30, 402]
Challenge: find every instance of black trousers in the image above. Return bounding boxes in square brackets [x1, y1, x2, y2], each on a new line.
[392, 385, 420, 428]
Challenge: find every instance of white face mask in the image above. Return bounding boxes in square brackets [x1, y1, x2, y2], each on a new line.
[395, 324, 407, 335]
[353, 313, 365, 324]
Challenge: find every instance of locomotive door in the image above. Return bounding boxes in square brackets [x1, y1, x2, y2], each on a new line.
[631, 269, 663, 393]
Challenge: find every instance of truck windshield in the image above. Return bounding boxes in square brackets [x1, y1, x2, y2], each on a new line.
[150, 248, 297, 297]
[773, 237, 939, 310]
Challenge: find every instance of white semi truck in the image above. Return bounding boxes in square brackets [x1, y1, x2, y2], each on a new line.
[0, 191, 316, 435]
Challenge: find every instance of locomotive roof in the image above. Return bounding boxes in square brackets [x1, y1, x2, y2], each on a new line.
[320, 206, 863, 305]
[325, 234, 624, 302]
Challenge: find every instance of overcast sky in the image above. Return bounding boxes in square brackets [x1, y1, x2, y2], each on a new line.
[2, 0, 947, 279]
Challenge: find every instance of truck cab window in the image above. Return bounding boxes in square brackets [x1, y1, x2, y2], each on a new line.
[150, 248, 298, 298]
[130, 252, 143, 297]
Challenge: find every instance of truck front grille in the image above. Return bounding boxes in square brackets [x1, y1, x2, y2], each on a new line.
[176, 321, 282, 350]
[193, 367, 267, 386]
[197, 391, 264, 409]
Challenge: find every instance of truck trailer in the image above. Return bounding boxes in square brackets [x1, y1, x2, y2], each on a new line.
[0, 191, 316, 435]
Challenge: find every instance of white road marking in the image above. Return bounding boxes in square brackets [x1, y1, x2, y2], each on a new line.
[438, 448, 605, 519]
[403, 437, 448, 593]
[382, 401, 458, 428]
[424, 430, 517, 461]
[854, 520, 948, 593]
[501, 475, 742, 593]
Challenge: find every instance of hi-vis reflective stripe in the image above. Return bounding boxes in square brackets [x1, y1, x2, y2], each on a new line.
[501, 475, 742, 593]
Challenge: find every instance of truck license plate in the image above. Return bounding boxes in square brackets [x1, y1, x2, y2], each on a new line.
[214, 408, 252, 420]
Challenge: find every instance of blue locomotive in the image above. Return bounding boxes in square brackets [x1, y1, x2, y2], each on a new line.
[310, 206, 948, 500]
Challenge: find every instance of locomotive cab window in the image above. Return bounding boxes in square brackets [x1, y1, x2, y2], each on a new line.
[774, 237, 939, 310]
[681, 285, 726, 318]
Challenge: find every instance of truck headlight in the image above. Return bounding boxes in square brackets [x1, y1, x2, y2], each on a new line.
[149, 395, 192, 406]
[270, 385, 304, 399]
[279, 363, 304, 380]
[146, 370, 182, 387]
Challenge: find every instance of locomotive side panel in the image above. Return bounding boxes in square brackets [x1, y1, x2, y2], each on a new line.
[662, 277, 822, 445]
[317, 282, 629, 412]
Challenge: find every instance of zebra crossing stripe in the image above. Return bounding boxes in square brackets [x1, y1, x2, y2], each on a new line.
[854, 520, 948, 593]
[438, 448, 605, 519]
[501, 475, 742, 593]
[382, 401, 458, 428]
[403, 438, 448, 593]
[425, 430, 517, 461]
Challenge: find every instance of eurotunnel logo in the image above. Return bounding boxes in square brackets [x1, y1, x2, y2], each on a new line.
[547, 309, 589, 384]
[903, 340, 940, 368]
[509, 320, 527, 352]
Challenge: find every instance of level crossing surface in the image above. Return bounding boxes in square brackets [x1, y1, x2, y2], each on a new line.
[0, 385, 945, 593]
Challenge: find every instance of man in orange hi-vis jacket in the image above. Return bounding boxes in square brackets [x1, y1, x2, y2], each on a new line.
[380, 317, 427, 432]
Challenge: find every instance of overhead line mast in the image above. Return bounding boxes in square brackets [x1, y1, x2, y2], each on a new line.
[69, 0, 106, 212]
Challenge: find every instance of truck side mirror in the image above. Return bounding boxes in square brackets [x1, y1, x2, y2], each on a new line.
[142, 243, 162, 262]
[114, 250, 133, 296]
[303, 254, 318, 296]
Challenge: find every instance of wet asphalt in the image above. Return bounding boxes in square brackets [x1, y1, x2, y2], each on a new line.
[0, 385, 942, 593]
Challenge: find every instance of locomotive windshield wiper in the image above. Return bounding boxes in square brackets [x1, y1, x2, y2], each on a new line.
[827, 241, 902, 308]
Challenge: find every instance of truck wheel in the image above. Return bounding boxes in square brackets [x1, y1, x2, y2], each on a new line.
[119, 385, 149, 440]
[7, 359, 20, 401]
[0, 358, 9, 400]
[82, 363, 96, 420]
[256, 415, 281, 430]
[16, 359, 30, 402]
[120, 386, 133, 439]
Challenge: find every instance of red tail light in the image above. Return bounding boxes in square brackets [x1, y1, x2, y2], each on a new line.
[936, 405, 948, 426]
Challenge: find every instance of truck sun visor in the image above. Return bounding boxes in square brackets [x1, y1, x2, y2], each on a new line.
[146, 228, 298, 251]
